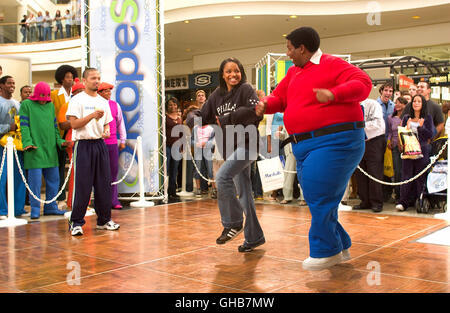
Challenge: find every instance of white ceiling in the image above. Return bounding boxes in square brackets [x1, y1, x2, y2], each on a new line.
[164, 3, 450, 63]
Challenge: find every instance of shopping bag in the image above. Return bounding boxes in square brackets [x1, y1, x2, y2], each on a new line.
[0, 116, 23, 151]
[257, 156, 285, 192]
[398, 126, 422, 160]
[383, 141, 394, 177]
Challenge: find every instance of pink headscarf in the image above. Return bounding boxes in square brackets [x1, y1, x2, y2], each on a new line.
[29, 81, 51, 102]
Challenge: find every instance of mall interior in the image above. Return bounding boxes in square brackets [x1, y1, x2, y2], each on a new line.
[0, 0, 450, 295]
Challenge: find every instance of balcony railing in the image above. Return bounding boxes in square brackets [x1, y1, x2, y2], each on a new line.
[0, 21, 80, 44]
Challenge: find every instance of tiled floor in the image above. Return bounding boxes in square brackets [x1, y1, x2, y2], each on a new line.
[1, 199, 449, 293]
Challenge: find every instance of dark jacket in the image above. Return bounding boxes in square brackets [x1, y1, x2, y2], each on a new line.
[186, 82, 262, 159]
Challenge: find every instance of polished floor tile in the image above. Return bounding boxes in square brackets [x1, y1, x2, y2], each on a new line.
[0, 199, 449, 293]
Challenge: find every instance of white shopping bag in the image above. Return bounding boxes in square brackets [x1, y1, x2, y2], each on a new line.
[257, 157, 285, 192]
[427, 172, 447, 194]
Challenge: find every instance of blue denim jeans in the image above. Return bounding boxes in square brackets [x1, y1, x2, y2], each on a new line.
[28, 167, 60, 218]
[0, 148, 26, 216]
[216, 147, 264, 246]
[292, 125, 365, 258]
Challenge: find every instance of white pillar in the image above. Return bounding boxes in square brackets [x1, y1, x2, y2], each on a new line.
[130, 136, 154, 207]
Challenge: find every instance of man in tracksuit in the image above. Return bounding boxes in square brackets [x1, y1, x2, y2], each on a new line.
[66, 68, 120, 236]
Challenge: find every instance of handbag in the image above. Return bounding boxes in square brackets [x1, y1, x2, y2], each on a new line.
[257, 156, 285, 192]
[383, 141, 394, 177]
[0, 115, 23, 151]
[397, 126, 422, 160]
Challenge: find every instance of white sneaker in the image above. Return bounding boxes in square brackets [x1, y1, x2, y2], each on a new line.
[342, 249, 351, 261]
[71, 226, 83, 236]
[0, 215, 7, 220]
[302, 252, 343, 271]
[396, 204, 405, 211]
[96, 220, 120, 230]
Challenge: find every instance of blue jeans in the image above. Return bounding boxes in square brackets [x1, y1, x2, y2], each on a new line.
[0, 147, 26, 216]
[20, 28, 27, 42]
[28, 167, 60, 218]
[55, 23, 63, 39]
[292, 125, 365, 258]
[65, 24, 71, 38]
[43, 27, 51, 41]
[216, 147, 264, 246]
[166, 145, 180, 196]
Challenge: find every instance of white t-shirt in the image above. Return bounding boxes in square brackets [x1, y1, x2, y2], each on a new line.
[66, 91, 112, 141]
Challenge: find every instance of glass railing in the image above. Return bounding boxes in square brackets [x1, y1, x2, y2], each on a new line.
[0, 22, 81, 44]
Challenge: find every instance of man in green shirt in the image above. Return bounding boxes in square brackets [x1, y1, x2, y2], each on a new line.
[20, 82, 69, 219]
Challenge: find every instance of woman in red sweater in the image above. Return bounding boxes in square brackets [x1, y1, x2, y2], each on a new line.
[257, 27, 372, 271]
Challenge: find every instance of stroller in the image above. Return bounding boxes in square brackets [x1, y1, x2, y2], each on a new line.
[416, 136, 448, 213]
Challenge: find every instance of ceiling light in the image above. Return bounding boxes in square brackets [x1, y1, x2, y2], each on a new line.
[185, 48, 191, 52]
[184, 20, 190, 24]
[282, 34, 287, 37]
[233, 16, 241, 19]
[290, 15, 298, 19]
[412, 16, 421, 19]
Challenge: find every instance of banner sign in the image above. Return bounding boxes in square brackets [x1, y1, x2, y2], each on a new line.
[398, 75, 414, 89]
[89, 0, 162, 194]
[165, 76, 189, 90]
[188, 72, 219, 89]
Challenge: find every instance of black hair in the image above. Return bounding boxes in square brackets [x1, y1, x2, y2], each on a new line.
[55, 65, 78, 84]
[20, 85, 31, 93]
[379, 82, 393, 94]
[408, 94, 428, 119]
[0, 75, 13, 85]
[218, 57, 247, 93]
[166, 97, 179, 111]
[286, 27, 320, 52]
[392, 96, 408, 116]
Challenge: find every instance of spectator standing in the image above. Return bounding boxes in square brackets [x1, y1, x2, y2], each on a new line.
[409, 84, 418, 97]
[396, 95, 433, 211]
[388, 96, 407, 202]
[354, 99, 386, 213]
[20, 15, 28, 43]
[20, 85, 32, 102]
[166, 97, 182, 202]
[66, 68, 119, 236]
[51, 65, 78, 206]
[64, 10, 72, 38]
[417, 81, 444, 139]
[43, 11, 52, 41]
[20, 82, 68, 219]
[27, 14, 37, 42]
[376, 83, 395, 202]
[36, 12, 44, 41]
[54, 10, 64, 39]
[401, 91, 412, 104]
[98, 82, 127, 209]
[0, 75, 27, 218]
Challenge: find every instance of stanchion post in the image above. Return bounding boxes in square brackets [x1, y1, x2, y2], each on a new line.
[130, 136, 154, 208]
[0, 137, 27, 228]
[177, 149, 194, 197]
[435, 135, 450, 220]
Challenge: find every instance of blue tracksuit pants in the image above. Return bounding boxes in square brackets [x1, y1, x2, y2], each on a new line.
[291, 125, 365, 258]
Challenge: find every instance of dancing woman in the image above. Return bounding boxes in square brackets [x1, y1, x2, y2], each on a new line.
[187, 57, 265, 252]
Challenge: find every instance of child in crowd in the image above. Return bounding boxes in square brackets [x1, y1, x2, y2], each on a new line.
[98, 82, 127, 209]
[20, 82, 69, 219]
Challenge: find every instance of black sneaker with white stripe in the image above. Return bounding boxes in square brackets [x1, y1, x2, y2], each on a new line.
[216, 226, 243, 244]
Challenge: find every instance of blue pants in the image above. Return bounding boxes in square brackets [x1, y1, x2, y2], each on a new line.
[216, 147, 265, 246]
[70, 139, 112, 227]
[291, 125, 365, 258]
[166, 145, 180, 196]
[0, 147, 26, 216]
[28, 167, 60, 218]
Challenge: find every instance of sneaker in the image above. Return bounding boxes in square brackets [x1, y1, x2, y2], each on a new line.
[0, 215, 7, 220]
[70, 225, 83, 236]
[302, 253, 344, 271]
[238, 238, 266, 252]
[396, 204, 406, 211]
[194, 189, 202, 198]
[20, 212, 31, 217]
[254, 196, 264, 201]
[342, 249, 351, 261]
[210, 188, 217, 199]
[112, 204, 123, 210]
[96, 220, 120, 231]
[216, 226, 243, 244]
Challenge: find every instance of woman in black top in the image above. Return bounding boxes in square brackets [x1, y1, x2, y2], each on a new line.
[166, 97, 183, 202]
[187, 57, 265, 252]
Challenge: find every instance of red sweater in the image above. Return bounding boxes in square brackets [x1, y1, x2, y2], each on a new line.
[265, 53, 372, 135]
